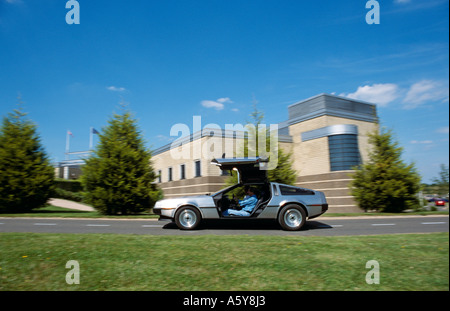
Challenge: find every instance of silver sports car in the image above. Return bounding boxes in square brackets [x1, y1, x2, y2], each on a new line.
[153, 157, 328, 230]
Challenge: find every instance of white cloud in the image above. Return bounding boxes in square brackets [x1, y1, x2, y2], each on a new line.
[201, 100, 224, 110]
[217, 97, 233, 104]
[340, 79, 448, 109]
[436, 126, 449, 134]
[340, 83, 400, 106]
[410, 140, 433, 144]
[156, 134, 174, 142]
[201, 97, 233, 111]
[402, 80, 449, 109]
[106, 86, 126, 92]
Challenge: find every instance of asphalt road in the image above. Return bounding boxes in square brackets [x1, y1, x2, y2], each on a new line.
[0, 215, 448, 236]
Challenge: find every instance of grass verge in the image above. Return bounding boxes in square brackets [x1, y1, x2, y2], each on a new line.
[0, 232, 448, 291]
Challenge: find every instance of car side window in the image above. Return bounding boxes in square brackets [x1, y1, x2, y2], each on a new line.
[279, 185, 314, 196]
[272, 184, 279, 196]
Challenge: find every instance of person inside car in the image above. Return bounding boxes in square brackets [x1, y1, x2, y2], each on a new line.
[223, 187, 258, 217]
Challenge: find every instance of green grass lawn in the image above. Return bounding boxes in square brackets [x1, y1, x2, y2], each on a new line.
[0, 232, 448, 291]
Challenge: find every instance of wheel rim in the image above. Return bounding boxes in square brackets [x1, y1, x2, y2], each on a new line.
[179, 209, 197, 228]
[284, 209, 302, 228]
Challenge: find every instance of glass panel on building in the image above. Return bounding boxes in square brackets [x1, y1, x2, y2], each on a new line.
[180, 164, 185, 180]
[328, 134, 361, 171]
[168, 167, 173, 182]
[195, 160, 201, 177]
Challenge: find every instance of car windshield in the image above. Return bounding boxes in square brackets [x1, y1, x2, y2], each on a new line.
[211, 184, 241, 197]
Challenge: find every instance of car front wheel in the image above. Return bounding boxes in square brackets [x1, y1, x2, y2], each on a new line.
[174, 206, 202, 230]
[278, 204, 306, 231]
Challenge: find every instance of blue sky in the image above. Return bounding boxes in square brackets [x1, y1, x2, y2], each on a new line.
[0, 0, 448, 182]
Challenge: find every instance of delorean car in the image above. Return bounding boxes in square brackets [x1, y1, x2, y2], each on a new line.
[153, 157, 328, 230]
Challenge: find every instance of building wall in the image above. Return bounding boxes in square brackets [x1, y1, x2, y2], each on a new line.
[288, 116, 330, 176]
[287, 115, 378, 176]
[156, 176, 228, 197]
[326, 115, 377, 165]
[153, 134, 241, 197]
[152, 94, 379, 213]
[295, 171, 357, 213]
[54, 165, 83, 180]
[153, 135, 240, 184]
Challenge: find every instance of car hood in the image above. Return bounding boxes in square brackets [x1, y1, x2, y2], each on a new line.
[154, 195, 214, 209]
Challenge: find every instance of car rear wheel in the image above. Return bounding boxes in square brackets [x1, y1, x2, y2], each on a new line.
[174, 206, 202, 230]
[278, 205, 306, 231]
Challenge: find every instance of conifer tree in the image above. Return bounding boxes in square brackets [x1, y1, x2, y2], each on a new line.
[81, 108, 160, 215]
[431, 164, 449, 196]
[351, 128, 421, 212]
[0, 107, 54, 212]
[268, 147, 296, 185]
[225, 101, 297, 192]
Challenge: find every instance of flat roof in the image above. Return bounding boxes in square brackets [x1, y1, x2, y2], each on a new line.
[288, 93, 378, 125]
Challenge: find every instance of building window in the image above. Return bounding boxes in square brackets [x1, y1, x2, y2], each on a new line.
[194, 160, 201, 177]
[221, 169, 230, 176]
[279, 185, 314, 196]
[180, 164, 186, 180]
[168, 167, 173, 182]
[328, 134, 361, 171]
[157, 170, 162, 183]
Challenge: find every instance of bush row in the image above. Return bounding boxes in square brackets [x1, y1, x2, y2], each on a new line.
[53, 179, 85, 202]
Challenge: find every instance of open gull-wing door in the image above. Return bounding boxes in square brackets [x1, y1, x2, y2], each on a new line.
[211, 157, 269, 184]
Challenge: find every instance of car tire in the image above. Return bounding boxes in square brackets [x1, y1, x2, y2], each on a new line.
[174, 206, 202, 230]
[278, 204, 306, 231]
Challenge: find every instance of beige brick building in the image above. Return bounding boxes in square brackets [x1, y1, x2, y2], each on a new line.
[152, 93, 378, 212]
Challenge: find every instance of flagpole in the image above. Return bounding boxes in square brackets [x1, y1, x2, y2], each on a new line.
[89, 127, 93, 150]
[66, 130, 70, 160]
[64, 130, 70, 179]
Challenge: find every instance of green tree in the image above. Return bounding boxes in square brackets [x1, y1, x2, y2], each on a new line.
[431, 164, 449, 196]
[81, 108, 160, 215]
[225, 100, 297, 192]
[268, 147, 296, 185]
[0, 107, 55, 212]
[350, 128, 421, 212]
